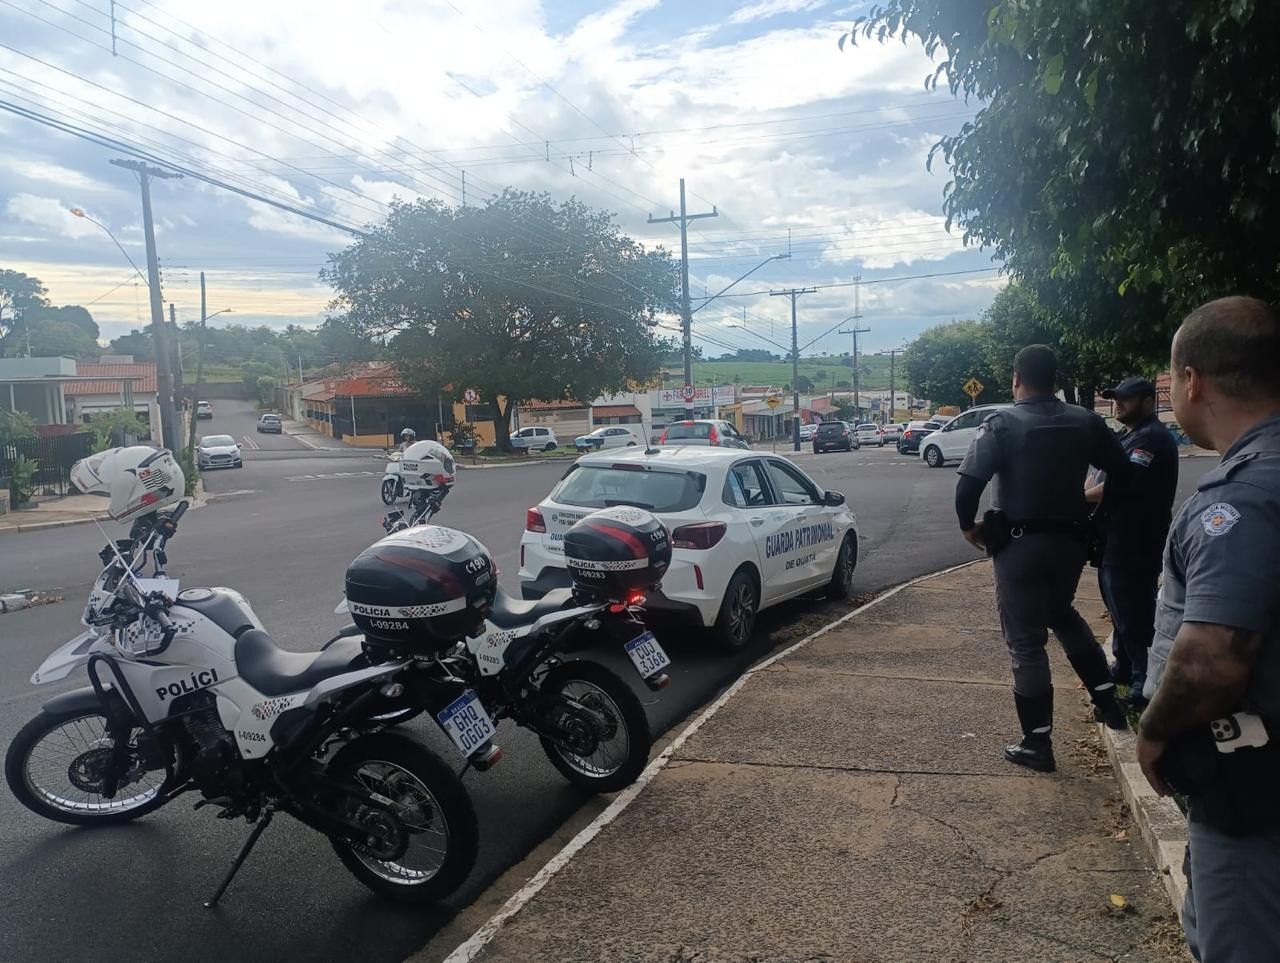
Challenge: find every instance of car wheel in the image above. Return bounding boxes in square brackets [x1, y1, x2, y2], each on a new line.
[626, 441, 637, 447]
[924, 445, 944, 468]
[828, 534, 858, 599]
[544, 442, 557, 452]
[711, 568, 758, 653]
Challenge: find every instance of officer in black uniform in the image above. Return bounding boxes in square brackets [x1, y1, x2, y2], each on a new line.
[954, 345, 1131, 772]
[1085, 377, 1179, 707]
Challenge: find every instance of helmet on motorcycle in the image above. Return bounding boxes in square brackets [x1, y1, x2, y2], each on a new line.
[400, 439, 456, 491]
[71, 446, 184, 521]
[344, 525, 496, 652]
[563, 506, 671, 601]
[400, 428, 416, 438]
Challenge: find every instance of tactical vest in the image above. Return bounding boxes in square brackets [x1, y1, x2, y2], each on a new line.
[992, 400, 1095, 523]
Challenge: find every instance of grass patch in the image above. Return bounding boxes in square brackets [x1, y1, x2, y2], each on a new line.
[678, 355, 896, 391]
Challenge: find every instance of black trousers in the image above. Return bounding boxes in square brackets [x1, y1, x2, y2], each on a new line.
[1098, 563, 1159, 687]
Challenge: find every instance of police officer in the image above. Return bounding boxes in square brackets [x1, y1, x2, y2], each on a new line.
[1136, 296, 1280, 963]
[955, 344, 1131, 772]
[1085, 377, 1179, 707]
[398, 427, 416, 453]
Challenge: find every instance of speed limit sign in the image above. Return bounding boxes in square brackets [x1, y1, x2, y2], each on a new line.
[463, 388, 480, 404]
[680, 383, 696, 402]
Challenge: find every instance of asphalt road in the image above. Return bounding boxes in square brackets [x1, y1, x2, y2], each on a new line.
[194, 399, 306, 452]
[0, 403, 1215, 962]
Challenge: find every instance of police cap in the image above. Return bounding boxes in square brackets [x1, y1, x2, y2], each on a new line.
[1100, 376, 1156, 400]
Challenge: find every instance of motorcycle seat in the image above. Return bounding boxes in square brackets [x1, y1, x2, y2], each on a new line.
[487, 587, 574, 630]
[234, 629, 364, 697]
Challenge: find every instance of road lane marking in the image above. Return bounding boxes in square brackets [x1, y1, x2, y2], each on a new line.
[283, 470, 379, 482]
[441, 556, 985, 963]
[240, 435, 260, 451]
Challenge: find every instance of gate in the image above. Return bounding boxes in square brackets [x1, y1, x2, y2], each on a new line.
[0, 432, 96, 496]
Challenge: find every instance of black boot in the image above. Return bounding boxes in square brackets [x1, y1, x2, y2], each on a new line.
[1092, 688, 1129, 729]
[1065, 645, 1130, 731]
[1005, 690, 1056, 773]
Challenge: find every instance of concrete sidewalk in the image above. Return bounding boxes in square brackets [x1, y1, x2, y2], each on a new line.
[453, 562, 1188, 963]
[0, 492, 112, 534]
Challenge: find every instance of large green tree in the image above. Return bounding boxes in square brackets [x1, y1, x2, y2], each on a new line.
[24, 304, 99, 341]
[903, 319, 1004, 408]
[322, 190, 679, 449]
[0, 268, 50, 356]
[849, 1, 1280, 369]
[26, 320, 100, 360]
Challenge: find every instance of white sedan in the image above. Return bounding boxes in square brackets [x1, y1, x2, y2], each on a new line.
[918, 404, 1012, 468]
[518, 446, 859, 651]
[573, 425, 642, 452]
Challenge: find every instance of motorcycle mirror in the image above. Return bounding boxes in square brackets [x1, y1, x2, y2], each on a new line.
[333, 598, 350, 614]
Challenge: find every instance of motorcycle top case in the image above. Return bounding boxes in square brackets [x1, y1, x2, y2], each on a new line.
[563, 506, 671, 600]
[344, 525, 496, 652]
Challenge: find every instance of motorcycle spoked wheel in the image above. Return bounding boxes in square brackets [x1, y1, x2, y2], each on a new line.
[5, 708, 175, 826]
[380, 477, 401, 505]
[537, 661, 652, 794]
[326, 733, 477, 903]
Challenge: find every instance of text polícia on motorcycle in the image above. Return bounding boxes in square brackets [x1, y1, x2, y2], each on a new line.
[381, 438, 455, 532]
[6, 446, 481, 907]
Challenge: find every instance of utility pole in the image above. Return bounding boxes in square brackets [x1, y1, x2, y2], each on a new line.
[649, 178, 717, 419]
[889, 349, 897, 425]
[169, 302, 184, 405]
[186, 272, 208, 458]
[838, 278, 868, 417]
[112, 158, 182, 450]
[770, 287, 816, 451]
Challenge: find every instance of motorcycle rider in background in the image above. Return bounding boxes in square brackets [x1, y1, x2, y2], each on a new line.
[398, 427, 416, 453]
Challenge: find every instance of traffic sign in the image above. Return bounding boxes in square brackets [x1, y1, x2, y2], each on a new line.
[765, 394, 781, 410]
[680, 383, 696, 402]
[963, 377, 984, 399]
[463, 388, 480, 404]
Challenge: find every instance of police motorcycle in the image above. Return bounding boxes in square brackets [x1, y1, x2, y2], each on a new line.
[381, 439, 455, 533]
[5, 446, 480, 906]
[337, 507, 674, 794]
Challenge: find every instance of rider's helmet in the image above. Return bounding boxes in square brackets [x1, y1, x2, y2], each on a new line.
[563, 506, 671, 601]
[400, 439, 456, 491]
[344, 525, 496, 652]
[400, 428, 416, 439]
[70, 446, 184, 521]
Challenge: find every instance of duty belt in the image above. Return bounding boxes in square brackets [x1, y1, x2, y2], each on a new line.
[1008, 519, 1088, 539]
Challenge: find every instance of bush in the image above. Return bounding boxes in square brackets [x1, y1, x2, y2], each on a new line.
[0, 409, 37, 445]
[9, 456, 38, 508]
[87, 408, 149, 453]
[448, 423, 479, 450]
[175, 445, 200, 497]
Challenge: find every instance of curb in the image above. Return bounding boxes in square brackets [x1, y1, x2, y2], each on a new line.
[441, 557, 985, 963]
[1097, 721, 1188, 914]
[457, 456, 578, 470]
[0, 478, 210, 538]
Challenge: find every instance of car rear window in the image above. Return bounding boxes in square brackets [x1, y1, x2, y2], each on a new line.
[663, 423, 711, 440]
[817, 422, 845, 433]
[552, 464, 705, 513]
[261, 415, 279, 421]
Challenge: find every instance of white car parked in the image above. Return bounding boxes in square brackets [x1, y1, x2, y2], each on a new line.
[511, 426, 559, 451]
[197, 433, 242, 470]
[573, 425, 642, 453]
[853, 423, 885, 446]
[919, 404, 1013, 467]
[519, 447, 859, 651]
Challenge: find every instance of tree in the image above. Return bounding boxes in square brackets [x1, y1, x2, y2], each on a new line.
[0, 268, 49, 356]
[26, 320, 100, 360]
[796, 374, 815, 393]
[903, 320, 1004, 408]
[323, 190, 679, 450]
[730, 348, 780, 362]
[108, 328, 155, 361]
[0, 408, 37, 445]
[24, 305, 98, 340]
[87, 407, 148, 452]
[849, 1, 1280, 369]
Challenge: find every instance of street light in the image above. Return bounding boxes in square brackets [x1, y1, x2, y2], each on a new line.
[69, 207, 147, 285]
[690, 253, 790, 315]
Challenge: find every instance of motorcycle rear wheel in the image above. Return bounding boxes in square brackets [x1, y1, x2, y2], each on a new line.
[327, 733, 477, 903]
[538, 661, 651, 794]
[5, 708, 174, 826]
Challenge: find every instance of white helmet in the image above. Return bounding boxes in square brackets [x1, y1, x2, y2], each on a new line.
[401, 439, 455, 491]
[70, 446, 184, 521]
[400, 428, 416, 438]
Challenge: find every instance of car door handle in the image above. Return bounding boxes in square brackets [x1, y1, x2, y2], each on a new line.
[749, 516, 765, 527]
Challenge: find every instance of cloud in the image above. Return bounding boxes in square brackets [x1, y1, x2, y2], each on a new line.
[728, 0, 828, 26]
[5, 193, 100, 239]
[4, 159, 119, 194]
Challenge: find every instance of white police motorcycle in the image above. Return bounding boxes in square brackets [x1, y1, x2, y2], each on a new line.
[5, 447, 477, 906]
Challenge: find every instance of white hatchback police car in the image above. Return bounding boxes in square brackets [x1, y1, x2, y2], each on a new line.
[518, 446, 859, 651]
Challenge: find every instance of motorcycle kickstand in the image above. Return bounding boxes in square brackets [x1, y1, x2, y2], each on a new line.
[204, 805, 275, 908]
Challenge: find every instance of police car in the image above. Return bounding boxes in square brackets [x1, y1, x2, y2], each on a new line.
[519, 446, 859, 651]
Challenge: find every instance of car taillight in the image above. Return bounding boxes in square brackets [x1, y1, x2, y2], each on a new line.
[904, 430, 913, 438]
[671, 521, 727, 550]
[842, 430, 849, 437]
[658, 429, 668, 443]
[526, 507, 546, 533]
[708, 425, 719, 445]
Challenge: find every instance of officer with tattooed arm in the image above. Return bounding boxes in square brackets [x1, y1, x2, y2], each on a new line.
[1137, 296, 1280, 963]
[955, 344, 1131, 773]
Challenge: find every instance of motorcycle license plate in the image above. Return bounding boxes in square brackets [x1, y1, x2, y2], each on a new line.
[436, 690, 497, 758]
[624, 631, 670, 679]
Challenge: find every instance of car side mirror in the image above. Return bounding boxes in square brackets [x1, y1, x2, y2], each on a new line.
[823, 490, 846, 507]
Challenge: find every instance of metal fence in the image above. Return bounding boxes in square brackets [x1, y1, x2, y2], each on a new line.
[0, 432, 96, 496]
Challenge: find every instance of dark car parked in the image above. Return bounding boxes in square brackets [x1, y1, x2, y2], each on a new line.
[812, 420, 858, 454]
[897, 420, 944, 455]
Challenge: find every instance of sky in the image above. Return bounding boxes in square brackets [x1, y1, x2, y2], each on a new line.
[0, 0, 1003, 360]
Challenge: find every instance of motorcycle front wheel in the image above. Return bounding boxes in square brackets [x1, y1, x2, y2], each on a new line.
[5, 708, 175, 826]
[327, 733, 477, 903]
[538, 661, 651, 794]
[380, 477, 400, 505]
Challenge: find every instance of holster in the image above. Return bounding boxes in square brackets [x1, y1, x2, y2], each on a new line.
[982, 509, 1013, 557]
[1158, 715, 1280, 836]
[1086, 510, 1107, 568]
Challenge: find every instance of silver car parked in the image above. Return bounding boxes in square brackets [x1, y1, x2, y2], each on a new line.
[197, 434, 242, 470]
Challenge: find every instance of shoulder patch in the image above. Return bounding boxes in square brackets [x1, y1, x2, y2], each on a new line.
[1200, 502, 1241, 537]
[1130, 449, 1154, 467]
